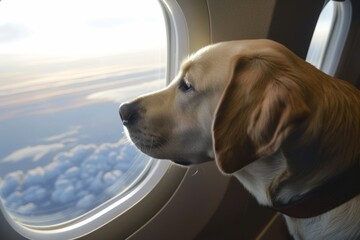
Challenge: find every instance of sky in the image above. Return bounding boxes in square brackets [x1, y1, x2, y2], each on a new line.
[0, 0, 167, 225]
[0, 0, 165, 56]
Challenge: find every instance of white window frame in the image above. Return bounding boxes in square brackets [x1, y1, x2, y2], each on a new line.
[0, 0, 230, 239]
[306, 0, 352, 76]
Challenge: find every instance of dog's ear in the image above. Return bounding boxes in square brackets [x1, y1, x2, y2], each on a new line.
[213, 58, 310, 174]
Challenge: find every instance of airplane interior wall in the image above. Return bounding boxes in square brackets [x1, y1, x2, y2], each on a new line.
[2, 0, 359, 239]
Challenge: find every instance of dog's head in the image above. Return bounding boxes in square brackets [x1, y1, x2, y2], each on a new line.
[119, 40, 311, 173]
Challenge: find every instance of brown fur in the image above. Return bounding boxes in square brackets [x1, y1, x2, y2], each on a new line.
[121, 39, 360, 239]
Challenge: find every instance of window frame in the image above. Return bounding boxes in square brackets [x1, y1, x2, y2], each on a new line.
[306, 0, 352, 76]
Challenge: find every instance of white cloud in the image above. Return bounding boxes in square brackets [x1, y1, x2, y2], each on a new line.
[51, 180, 78, 204]
[45, 126, 81, 142]
[24, 167, 45, 188]
[60, 138, 78, 144]
[6, 191, 23, 210]
[2, 143, 64, 163]
[0, 138, 150, 221]
[86, 79, 163, 103]
[0, 0, 166, 56]
[17, 203, 37, 214]
[23, 186, 47, 203]
[0, 171, 25, 198]
[76, 194, 96, 209]
[103, 170, 122, 185]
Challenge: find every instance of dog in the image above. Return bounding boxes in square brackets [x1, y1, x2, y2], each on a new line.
[119, 39, 360, 239]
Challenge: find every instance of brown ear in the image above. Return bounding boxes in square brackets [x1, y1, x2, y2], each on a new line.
[213, 59, 310, 174]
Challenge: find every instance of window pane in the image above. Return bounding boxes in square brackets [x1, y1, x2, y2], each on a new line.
[0, 0, 166, 225]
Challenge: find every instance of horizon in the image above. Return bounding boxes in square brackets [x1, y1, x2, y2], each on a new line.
[0, 0, 167, 224]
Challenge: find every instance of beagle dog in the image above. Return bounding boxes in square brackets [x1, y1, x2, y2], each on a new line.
[120, 39, 360, 240]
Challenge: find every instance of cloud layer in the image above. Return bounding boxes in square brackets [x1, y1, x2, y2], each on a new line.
[1, 144, 65, 163]
[0, 138, 149, 223]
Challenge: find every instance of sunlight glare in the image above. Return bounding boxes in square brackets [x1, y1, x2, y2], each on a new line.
[0, 0, 166, 56]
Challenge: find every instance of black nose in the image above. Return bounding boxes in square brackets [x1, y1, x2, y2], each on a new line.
[119, 102, 139, 126]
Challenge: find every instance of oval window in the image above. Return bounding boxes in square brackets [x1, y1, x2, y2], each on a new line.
[0, 0, 166, 226]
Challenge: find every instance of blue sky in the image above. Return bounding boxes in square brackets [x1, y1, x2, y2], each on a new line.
[0, 0, 166, 224]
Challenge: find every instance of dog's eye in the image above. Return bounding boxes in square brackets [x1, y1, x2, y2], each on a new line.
[179, 79, 194, 93]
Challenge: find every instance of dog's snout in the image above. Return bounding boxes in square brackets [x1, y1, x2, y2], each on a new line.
[119, 103, 139, 126]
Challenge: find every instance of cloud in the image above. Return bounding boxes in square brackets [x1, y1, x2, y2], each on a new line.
[0, 66, 165, 121]
[23, 186, 47, 203]
[0, 138, 150, 222]
[86, 79, 163, 103]
[5, 191, 24, 210]
[45, 126, 81, 142]
[0, 171, 25, 198]
[17, 203, 37, 214]
[0, 24, 31, 43]
[76, 194, 96, 209]
[60, 138, 78, 144]
[1, 144, 64, 163]
[87, 17, 129, 29]
[24, 168, 46, 187]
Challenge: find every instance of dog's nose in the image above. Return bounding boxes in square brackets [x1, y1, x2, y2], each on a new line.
[119, 102, 139, 126]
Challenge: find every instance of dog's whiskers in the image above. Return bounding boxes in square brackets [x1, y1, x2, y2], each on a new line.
[191, 168, 199, 177]
[190, 165, 206, 177]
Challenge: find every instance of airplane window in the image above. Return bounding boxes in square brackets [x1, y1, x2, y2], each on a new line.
[306, 0, 351, 75]
[0, 0, 166, 227]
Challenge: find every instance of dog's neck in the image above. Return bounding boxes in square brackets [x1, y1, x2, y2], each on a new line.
[271, 164, 360, 218]
[233, 150, 360, 218]
[233, 150, 287, 206]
